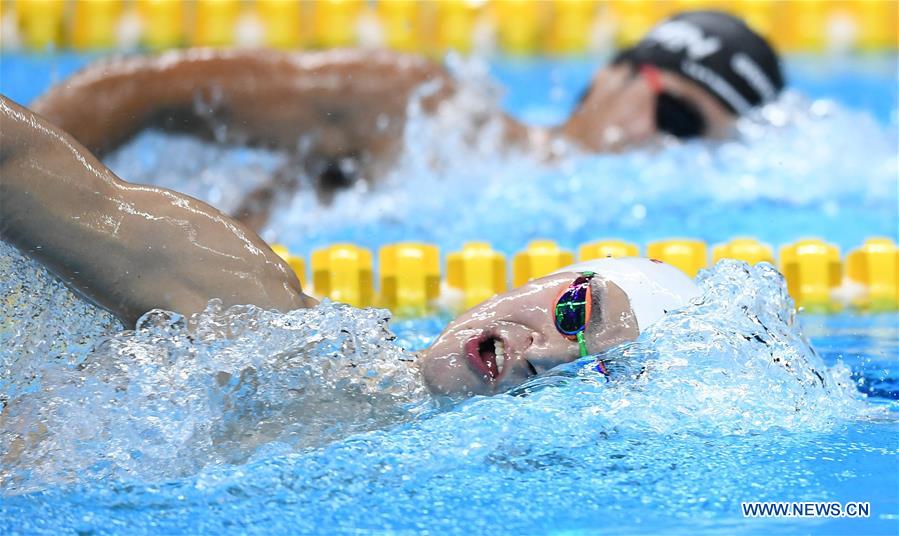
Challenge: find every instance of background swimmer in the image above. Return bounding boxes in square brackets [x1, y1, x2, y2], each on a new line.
[32, 10, 783, 230]
[1, 95, 696, 399]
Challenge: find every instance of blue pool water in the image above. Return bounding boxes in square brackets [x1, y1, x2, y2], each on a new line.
[1, 51, 898, 534]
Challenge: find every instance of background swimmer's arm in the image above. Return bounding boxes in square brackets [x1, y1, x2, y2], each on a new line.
[31, 49, 453, 163]
[0, 95, 315, 327]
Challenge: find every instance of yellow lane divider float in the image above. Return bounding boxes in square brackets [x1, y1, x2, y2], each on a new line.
[138, 0, 184, 49]
[512, 240, 574, 287]
[378, 242, 440, 315]
[434, 0, 476, 54]
[376, 0, 420, 53]
[71, 0, 122, 50]
[4, 0, 897, 53]
[647, 238, 708, 278]
[579, 239, 640, 260]
[446, 242, 507, 310]
[14, 0, 65, 50]
[492, 0, 542, 55]
[780, 238, 842, 312]
[4, 0, 899, 55]
[311, 243, 374, 308]
[545, 0, 597, 55]
[314, 0, 362, 49]
[273, 237, 899, 315]
[257, 0, 303, 49]
[270, 243, 307, 289]
[193, 0, 240, 48]
[712, 237, 774, 266]
[846, 237, 899, 311]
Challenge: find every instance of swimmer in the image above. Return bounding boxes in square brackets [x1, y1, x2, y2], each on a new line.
[1, 95, 697, 400]
[31, 10, 783, 229]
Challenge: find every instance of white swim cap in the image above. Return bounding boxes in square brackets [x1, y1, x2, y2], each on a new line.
[552, 257, 701, 332]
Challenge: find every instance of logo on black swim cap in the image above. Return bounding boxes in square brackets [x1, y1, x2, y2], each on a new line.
[616, 10, 785, 115]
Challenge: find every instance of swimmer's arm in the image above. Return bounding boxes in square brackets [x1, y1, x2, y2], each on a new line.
[31, 48, 454, 158]
[0, 95, 315, 327]
[32, 48, 543, 172]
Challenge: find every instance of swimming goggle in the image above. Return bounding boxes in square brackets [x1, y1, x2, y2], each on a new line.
[553, 271, 595, 358]
[639, 64, 708, 139]
[553, 271, 610, 376]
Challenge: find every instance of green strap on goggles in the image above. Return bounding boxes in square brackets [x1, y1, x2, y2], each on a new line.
[576, 331, 589, 358]
[553, 271, 595, 358]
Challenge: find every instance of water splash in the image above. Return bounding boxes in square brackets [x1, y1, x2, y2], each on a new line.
[1, 240, 429, 493]
[1, 57, 895, 532]
[103, 132, 288, 216]
[0, 241, 121, 404]
[513, 260, 869, 436]
[1, 239, 877, 495]
[3, 254, 887, 532]
[264, 58, 894, 255]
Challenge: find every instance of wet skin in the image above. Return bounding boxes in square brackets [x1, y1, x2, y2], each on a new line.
[31, 49, 455, 172]
[421, 272, 640, 398]
[0, 95, 316, 327]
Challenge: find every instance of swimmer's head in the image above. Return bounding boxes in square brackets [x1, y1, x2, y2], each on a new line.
[562, 10, 784, 151]
[420, 258, 700, 398]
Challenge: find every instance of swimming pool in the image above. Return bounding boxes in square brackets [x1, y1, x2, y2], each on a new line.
[1, 52, 897, 534]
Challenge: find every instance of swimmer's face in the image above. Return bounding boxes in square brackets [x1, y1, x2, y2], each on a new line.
[420, 272, 640, 398]
[562, 63, 736, 152]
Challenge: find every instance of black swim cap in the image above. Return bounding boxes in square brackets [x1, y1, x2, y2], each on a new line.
[616, 11, 784, 115]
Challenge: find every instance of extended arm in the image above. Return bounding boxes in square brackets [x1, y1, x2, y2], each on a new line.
[0, 95, 314, 327]
[31, 48, 455, 165]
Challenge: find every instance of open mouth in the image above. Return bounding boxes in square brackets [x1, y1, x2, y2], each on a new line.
[465, 334, 509, 381]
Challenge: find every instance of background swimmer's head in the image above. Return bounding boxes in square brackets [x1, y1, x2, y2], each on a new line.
[562, 10, 784, 152]
[420, 258, 701, 398]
